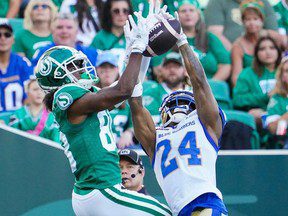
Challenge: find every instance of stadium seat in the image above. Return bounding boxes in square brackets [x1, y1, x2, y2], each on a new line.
[9, 18, 24, 35]
[224, 110, 260, 149]
[208, 79, 233, 110]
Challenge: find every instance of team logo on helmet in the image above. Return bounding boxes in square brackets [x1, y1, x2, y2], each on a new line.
[39, 57, 52, 76]
[56, 92, 73, 110]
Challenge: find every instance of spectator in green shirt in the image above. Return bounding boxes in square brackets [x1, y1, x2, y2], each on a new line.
[90, 0, 133, 72]
[266, 55, 288, 148]
[14, 0, 58, 60]
[0, 0, 22, 18]
[204, 0, 278, 51]
[231, 0, 285, 86]
[177, 0, 231, 81]
[273, 0, 288, 36]
[233, 36, 282, 128]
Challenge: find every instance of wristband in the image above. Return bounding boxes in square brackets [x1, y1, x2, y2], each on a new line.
[177, 38, 188, 48]
[132, 82, 143, 97]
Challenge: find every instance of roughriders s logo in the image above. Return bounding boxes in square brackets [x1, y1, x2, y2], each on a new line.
[39, 57, 52, 76]
[56, 92, 73, 110]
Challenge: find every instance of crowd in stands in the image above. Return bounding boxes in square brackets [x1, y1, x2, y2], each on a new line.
[0, 0, 287, 149]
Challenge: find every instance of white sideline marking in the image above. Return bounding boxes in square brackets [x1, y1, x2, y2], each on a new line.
[0, 124, 63, 150]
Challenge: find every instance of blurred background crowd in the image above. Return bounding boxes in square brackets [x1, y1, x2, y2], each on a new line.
[0, 0, 287, 150]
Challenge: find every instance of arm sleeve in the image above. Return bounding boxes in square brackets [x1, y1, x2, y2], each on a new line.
[139, 57, 151, 82]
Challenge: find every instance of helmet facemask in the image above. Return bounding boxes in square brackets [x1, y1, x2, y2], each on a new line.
[53, 51, 99, 90]
[160, 91, 196, 127]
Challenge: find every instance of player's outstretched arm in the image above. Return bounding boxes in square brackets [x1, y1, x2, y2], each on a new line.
[128, 96, 156, 160]
[175, 14, 223, 142]
[69, 13, 149, 115]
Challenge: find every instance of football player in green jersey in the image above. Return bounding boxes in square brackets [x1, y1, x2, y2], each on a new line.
[35, 3, 172, 216]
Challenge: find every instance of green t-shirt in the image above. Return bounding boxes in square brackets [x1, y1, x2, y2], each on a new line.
[14, 29, 53, 60]
[233, 67, 276, 111]
[187, 32, 230, 78]
[274, 1, 288, 35]
[267, 94, 288, 118]
[243, 53, 253, 69]
[204, 0, 278, 43]
[109, 103, 132, 142]
[90, 30, 125, 50]
[53, 84, 121, 194]
[0, 0, 9, 17]
[9, 106, 60, 142]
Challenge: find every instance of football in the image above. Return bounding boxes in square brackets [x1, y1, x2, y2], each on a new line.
[143, 18, 181, 57]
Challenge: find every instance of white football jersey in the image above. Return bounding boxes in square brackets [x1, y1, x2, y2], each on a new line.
[152, 110, 225, 215]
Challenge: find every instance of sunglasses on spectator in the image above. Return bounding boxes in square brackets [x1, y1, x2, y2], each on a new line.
[32, 4, 50, 10]
[0, 32, 12, 38]
[111, 8, 129, 15]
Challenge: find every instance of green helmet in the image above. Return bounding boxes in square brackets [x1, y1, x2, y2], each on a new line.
[35, 46, 99, 92]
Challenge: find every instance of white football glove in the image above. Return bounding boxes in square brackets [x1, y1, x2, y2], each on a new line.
[174, 12, 188, 48]
[127, 12, 149, 54]
[146, 0, 174, 29]
[123, 1, 172, 66]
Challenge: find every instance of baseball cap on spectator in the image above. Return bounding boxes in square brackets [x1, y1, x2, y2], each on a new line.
[0, 19, 13, 33]
[118, 149, 143, 168]
[240, 0, 265, 20]
[96, 51, 119, 67]
[162, 52, 183, 66]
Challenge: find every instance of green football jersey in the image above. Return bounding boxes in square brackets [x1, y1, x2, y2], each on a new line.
[9, 106, 60, 142]
[52, 84, 121, 194]
[109, 103, 132, 142]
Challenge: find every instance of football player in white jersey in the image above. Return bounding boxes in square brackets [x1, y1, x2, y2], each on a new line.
[128, 12, 228, 216]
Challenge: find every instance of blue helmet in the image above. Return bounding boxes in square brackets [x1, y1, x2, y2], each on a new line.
[159, 90, 196, 127]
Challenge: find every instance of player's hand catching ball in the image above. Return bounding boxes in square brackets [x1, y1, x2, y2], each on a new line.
[174, 12, 188, 48]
